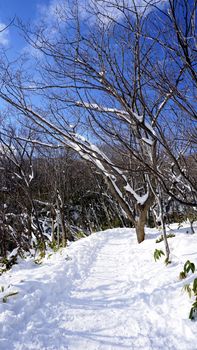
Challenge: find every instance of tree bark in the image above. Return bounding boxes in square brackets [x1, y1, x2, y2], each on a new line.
[158, 187, 170, 261]
[135, 207, 148, 243]
[134, 191, 155, 243]
[190, 220, 195, 234]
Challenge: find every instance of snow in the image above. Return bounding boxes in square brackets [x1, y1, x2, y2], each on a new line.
[124, 182, 149, 205]
[75, 101, 130, 120]
[75, 101, 156, 138]
[144, 120, 156, 136]
[74, 101, 154, 128]
[142, 137, 154, 146]
[0, 223, 197, 350]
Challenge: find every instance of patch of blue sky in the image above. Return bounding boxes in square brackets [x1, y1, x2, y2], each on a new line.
[0, 0, 49, 55]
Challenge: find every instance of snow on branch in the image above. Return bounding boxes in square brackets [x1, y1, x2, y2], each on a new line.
[152, 91, 173, 125]
[124, 182, 149, 205]
[75, 101, 132, 122]
[67, 132, 150, 208]
[75, 101, 156, 137]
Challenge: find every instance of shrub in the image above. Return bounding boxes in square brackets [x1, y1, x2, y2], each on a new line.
[179, 260, 195, 280]
[183, 278, 197, 320]
[153, 249, 165, 262]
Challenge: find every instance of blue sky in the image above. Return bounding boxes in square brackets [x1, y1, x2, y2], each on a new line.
[0, 0, 170, 56]
[0, 0, 50, 54]
[0, 0, 165, 49]
[0, 0, 41, 21]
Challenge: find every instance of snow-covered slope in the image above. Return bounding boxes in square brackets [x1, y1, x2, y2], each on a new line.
[0, 224, 197, 350]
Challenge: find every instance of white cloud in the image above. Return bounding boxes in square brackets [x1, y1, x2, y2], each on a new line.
[81, 0, 168, 25]
[37, 0, 68, 25]
[22, 44, 44, 59]
[37, 0, 167, 28]
[0, 22, 9, 46]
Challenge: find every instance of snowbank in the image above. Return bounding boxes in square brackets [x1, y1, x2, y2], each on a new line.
[0, 223, 197, 349]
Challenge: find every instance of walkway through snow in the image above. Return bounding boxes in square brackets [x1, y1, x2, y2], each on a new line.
[0, 227, 197, 349]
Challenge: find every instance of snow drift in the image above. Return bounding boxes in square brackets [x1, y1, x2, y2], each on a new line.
[0, 223, 197, 350]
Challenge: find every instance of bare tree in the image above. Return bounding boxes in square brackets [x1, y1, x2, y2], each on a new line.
[0, 0, 196, 243]
[0, 125, 47, 252]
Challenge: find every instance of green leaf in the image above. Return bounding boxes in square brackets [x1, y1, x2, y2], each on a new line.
[165, 258, 171, 265]
[154, 249, 165, 262]
[189, 307, 195, 320]
[184, 260, 190, 274]
[190, 263, 195, 274]
[193, 278, 197, 294]
[192, 301, 197, 308]
[183, 260, 195, 275]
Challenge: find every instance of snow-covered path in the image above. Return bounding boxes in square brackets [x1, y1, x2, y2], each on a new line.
[0, 227, 197, 350]
[63, 231, 137, 350]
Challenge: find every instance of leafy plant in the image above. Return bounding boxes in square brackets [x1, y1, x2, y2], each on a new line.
[183, 278, 197, 320]
[179, 260, 195, 280]
[49, 240, 63, 252]
[189, 303, 197, 320]
[0, 255, 18, 274]
[75, 231, 86, 239]
[183, 283, 192, 298]
[193, 277, 197, 293]
[179, 271, 187, 280]
[165, 257, 171, 265]
[0, 257, 9, 266]
[0, 268, 6, 276]
[154, 249, 165, 262]
[184, 260, 195, 274]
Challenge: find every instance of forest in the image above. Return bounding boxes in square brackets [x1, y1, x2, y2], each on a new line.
[0, 1, 197, 349]
[0, 0, 196, 263]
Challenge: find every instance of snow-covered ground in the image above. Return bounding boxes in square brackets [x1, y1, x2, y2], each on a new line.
[0, 223, 197, 350]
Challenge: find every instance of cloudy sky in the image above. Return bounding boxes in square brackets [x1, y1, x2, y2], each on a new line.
[0, 0, 50, 53]
[0, 0, 167, 57]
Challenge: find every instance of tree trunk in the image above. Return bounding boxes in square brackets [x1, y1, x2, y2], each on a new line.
[0, 226, 7, 258]
[135, 207, 147, 243]
[158, 187, 170, 262]
[101, 199, 112, 228]
[57, 219, 60, 248]
[50, 206, 56, 242]
[51, 217, 55, 242]
[190, 220, 195, 234]
[60, 211, 67, 247]
[134, 189, 155, 243]
[56, 195, 67, 247]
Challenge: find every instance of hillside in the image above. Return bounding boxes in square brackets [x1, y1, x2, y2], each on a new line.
[0, 223, 197, 350]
